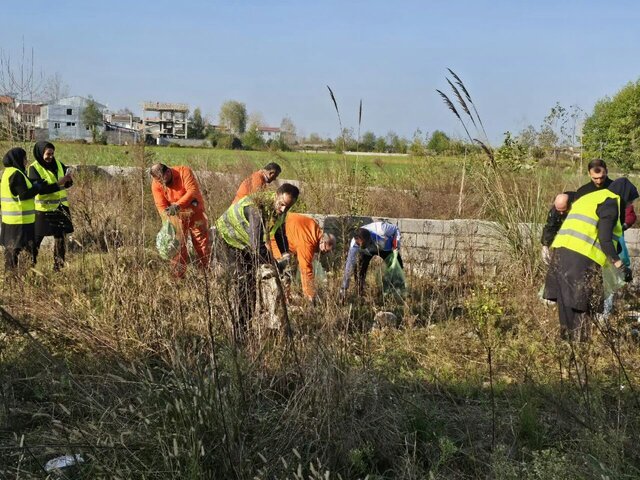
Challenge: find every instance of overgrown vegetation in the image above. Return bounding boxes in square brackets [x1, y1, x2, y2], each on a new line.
[2, 141, 640, 478]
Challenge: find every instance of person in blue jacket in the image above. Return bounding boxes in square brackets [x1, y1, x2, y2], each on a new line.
[340, 221, 402, 297]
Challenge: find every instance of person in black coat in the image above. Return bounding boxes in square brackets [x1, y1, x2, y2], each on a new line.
[544, 178, 638, 341]
[0, 147, 68, 272]
[28, 141, 74, 270]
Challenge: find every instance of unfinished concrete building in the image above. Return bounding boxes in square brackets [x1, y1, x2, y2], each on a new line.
[141, 102, 189, 141]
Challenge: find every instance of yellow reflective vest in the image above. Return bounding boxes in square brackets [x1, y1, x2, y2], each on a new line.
[1, 167, 36, 225]
[216, 193, 286, 250]
[551, 189, 622, 266]
[30, 160, 68, 212]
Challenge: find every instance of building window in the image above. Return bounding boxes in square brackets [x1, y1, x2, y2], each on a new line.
[67, 122, 72, 126]
[67, 108, 72, 115]
[54, 123, 60, 129]
[71, 122, 76, 126]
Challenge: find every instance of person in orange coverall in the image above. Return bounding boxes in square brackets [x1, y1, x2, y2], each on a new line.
[232, 162, 281, 204]
[271, 213, 336, 302]
[150, 163, 210, 277]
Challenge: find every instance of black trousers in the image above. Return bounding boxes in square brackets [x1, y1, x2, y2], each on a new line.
[355, 250, 404, 295]
[34, 234, 66, 270]
[216, 240, 258, 343]
[4, 243, 36, 272]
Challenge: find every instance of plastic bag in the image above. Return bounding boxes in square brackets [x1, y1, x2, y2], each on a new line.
[382, 251, 406, 296]
[603, 261, 625, 298]
[312, 259, 327, 283]
[156, 220, 180, 260]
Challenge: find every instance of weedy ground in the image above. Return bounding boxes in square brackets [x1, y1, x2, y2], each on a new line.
[1, 145, 640, 479]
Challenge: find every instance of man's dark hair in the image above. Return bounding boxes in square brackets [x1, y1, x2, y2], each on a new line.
[276, 183, 299, 199]
[149, 163, 169, 179]
[587, 158, 607, 173]
[354, 227, 371, 243]
[264, 162, 282, 174]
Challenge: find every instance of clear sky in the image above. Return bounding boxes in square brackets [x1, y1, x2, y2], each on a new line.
[1, 0, 639, 143]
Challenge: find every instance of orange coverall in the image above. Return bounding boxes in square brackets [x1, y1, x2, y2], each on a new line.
[152, 166, 210, 276]
[271, 213, 323, 299]
[232, 171, 267, 204]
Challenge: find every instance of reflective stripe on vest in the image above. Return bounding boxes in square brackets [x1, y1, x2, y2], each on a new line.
[31, 160, 69, 211]
[216, 196, 252, 249]
[215, 193, 286, 250]
[551, 189, 622, 266]
[1, 167, 36, 225]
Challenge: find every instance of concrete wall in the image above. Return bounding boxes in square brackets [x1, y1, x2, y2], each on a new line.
[312, 214, 640, 278]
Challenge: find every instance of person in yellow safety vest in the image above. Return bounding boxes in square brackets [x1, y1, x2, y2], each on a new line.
[215, 183, 299, 342]
[544, 178, 638, 341]
[1, 147, 71, 273]
[28, 141, 74, 271]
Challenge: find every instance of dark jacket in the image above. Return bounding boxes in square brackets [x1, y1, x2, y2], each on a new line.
[27, 141, 74, 237]
[540, 191, 576, 246]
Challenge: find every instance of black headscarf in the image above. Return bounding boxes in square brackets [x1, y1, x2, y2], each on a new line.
[2, 147, 27, 172]
[33, 140, 56, 172]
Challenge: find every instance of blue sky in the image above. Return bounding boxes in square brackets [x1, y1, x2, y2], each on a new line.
[2, 0, 639, 142]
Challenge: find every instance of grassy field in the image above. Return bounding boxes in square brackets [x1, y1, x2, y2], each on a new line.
[2, 144, 640, 478]
[1, 141, 604, 220]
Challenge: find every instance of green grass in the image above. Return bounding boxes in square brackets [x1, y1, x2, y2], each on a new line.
[2, 141, 465, 182]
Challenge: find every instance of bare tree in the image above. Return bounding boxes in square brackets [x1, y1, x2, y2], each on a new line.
[247, 111, 265, 129]
[41, 72, 70, 103]
[0, 42, 44, 141]
[280, 116, 297, 146]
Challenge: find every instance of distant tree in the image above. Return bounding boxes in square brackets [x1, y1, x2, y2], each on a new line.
[41, 72, 70, 103]
[385, 131, 408, 154]
[426, 130, 451, 154]
[409, 128, 427, 156]
[188, 107, 206, 139]
[280, 116, 297, 146]
[248, 111, 265, 129]
[583, 79, 640, 171]
[219, 100, 247, 134]
[307, 132, 323, 144]
[359, 131, 376, 152]
[517, 125, 538, 150]
[242, 124, 266, 150]
[496, 131, 528, 169]
[537, 125, 558, 158]
[374, 136, 387, 153]
[0, 42, 44, 141]
[82, 98, 104, 142]
[335, 127, 357, 152]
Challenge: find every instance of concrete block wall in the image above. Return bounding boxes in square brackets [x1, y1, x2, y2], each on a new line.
[313, 214, 640, 278]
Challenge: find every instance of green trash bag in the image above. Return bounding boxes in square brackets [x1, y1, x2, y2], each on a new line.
[312, 259, 327, 283]
[382, 251, 406, 296]
[603, 261, 626, 298]
[156, 220, 180, 260]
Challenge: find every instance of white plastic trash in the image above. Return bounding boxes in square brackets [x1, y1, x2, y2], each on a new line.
[44, 454, 85, 473]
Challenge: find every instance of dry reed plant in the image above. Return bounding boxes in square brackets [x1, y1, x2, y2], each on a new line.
[2, 141, 640, 478]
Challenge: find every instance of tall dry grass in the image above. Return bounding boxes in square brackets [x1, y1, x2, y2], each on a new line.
[2, 145, 640, 478]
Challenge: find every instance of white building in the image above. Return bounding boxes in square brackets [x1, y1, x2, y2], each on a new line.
[258, 126, 281, 142]
[40, 96, 107, 141]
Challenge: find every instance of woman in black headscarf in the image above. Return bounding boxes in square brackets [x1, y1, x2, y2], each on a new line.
[0, 147, 67, 272]
[28, 141, 74, 270]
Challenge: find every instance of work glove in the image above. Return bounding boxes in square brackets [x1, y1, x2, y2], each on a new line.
[541, 246, 551, 265]
[617, 263, 633, 283]
[165, 204, 180, 216]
